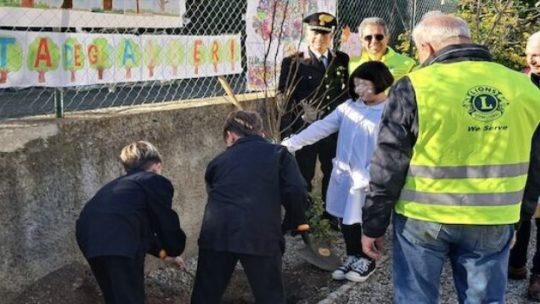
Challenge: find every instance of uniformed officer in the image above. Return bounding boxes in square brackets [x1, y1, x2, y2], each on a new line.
[278, 12, 349, 221]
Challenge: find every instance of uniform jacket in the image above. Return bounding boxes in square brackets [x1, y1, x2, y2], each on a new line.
[76, 170, 186, 259]
[198, 135, 308, 256]
[362, 44, 540, 238]
[278, 48, 349, 137]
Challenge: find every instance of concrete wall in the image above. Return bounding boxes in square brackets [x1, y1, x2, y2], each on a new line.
[0, 96, 264, 300]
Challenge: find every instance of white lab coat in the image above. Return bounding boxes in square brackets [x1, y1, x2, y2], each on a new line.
[282, 98, 385, 225]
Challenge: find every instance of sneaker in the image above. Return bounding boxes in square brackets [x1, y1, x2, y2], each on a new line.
[529, 274, 540, 301]
[345, 257, 376, 282]
[332, 256, 359, 280]
[508, 266, 527, 280]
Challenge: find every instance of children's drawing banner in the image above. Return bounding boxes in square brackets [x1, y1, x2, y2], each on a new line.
[0, 1, 186, 28]
[0, 30, 242, 88]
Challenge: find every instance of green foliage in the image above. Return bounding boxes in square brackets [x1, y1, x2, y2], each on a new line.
[0, 36, 23, 73]
[456, 0, 538, 70]
[305, 194, 337, 243]
[396, 31, 417, 61]
[62, 37, 85, 71]
[115, 38, 142, 68]
[27, 36, 59, 72]
[397, 1, 540, 70]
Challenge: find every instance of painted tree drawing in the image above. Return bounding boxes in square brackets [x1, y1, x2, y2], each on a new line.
[27, 36, 60, 83]
[63, 37, 85, 82]
[223, 38, 241, 71]
[0, 36, 23, 84]
[116, 38, 141, 79]
[210, 40, 222, 73]
[144, 39, 161, 78]
[189, 39, 208, 75]
[164, 39, 185, 76]
[88, 37, 113, 80]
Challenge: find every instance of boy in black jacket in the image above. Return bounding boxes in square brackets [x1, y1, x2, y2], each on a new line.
[191, 111, 308, 304]
[76, 141, 186, 304]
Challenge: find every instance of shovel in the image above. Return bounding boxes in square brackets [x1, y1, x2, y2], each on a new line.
[296, 224, 341, 271]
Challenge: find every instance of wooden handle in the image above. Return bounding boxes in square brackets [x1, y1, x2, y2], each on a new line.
[218, 76, 243, 110]
[297, 224, 310, 232]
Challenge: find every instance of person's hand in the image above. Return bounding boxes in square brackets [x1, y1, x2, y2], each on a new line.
[362, 234, 385, 260]
[301, 101, 320, 123]
[164, 256, 186, 271]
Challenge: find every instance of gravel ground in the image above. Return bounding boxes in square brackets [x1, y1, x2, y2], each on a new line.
[12, 225, 538, 303]
[318, 225, 538, 304]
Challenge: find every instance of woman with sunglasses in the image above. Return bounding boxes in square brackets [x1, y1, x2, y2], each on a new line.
[282, 61, 394, 282]
[349, 17, 415, 82]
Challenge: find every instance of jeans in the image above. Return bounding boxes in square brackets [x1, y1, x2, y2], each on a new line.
[393, 213, 513, 304]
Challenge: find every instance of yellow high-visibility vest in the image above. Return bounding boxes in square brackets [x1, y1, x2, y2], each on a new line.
[349, 46, 415, 81]
[396, 60, 540, 224]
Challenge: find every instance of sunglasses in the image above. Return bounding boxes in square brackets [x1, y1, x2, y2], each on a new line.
[364, 34, 385, 42]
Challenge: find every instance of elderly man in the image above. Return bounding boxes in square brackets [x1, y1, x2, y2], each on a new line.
[349, 17, 415, 81]
[507, 30, 540, 300]
[527, 31, 540, 87]
[361, 12, 540, 303]
[278, 12, 349, 225]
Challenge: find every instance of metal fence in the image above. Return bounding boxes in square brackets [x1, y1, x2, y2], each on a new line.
[0, 0, 456, 121]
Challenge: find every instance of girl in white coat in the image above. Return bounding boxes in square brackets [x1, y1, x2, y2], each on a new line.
[282, 61, 394, 282]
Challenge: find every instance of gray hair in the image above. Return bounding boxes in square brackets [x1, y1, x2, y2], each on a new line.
[358, 17, 388, 36]
[412, 11, 470, 46]
[528, 31, 540, 48]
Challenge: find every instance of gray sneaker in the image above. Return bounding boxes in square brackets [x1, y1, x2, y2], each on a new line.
[345, 257, 376, 282]
[332, 256, 359, 280]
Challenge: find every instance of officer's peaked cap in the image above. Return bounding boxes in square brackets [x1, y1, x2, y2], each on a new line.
[303, 12, 337, 33]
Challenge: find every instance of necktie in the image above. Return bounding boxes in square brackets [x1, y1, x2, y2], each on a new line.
[320, 55, 328, 69]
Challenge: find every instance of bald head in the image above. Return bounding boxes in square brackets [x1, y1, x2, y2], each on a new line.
[412, 11, 471, 63]
[527, 32, 540, 75]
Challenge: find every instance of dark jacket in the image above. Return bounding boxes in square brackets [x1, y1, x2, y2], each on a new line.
[362, 44, 540, 238]
[278, 48, 349, 137]
[76, 170, 186, 259]
[532, 73, 540, 89]
[198, 135, 308, 256]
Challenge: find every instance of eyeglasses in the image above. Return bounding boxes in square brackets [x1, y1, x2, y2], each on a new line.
[363, 34, 385, 42]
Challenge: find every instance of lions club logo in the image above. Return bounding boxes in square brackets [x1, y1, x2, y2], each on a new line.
[462, 86, 509, 122]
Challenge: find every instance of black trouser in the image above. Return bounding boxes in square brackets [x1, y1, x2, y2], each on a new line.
[191, 248, 285, 304]
[510, 218, 540, 274]
[341, 223, 370, 258]
[88, 254, 145, 304]
[294, 133, 337, 205]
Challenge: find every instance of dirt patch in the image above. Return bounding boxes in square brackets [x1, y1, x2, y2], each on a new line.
[12, 236, 345, 304]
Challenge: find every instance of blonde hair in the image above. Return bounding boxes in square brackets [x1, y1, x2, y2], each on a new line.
[119, 141, 162, 171]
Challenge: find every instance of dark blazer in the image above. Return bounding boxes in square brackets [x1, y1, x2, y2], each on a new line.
[76, 170, 186, 259]
[278, 48, 349, 137]
[198, 135, 308, 256]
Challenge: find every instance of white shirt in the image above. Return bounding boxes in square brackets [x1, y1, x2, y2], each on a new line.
[282, 98, 385, 224]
